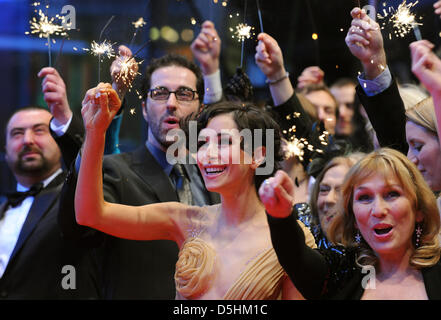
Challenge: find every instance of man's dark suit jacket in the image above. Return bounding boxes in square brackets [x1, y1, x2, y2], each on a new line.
[356, 78, 409, 155]
[57, 116, 220, 300]
[0, 114, 99, 299]
[0, 172, 100, 299]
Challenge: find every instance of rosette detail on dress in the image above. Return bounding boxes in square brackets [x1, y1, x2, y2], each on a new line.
[174, 237, 216, 299]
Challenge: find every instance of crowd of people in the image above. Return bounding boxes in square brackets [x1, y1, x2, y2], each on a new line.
[1, 5, 441, 300]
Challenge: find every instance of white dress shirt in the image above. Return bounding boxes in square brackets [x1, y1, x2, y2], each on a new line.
[0, 168, 62, 278]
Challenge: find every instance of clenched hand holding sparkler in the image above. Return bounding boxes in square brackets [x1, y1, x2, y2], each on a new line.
[111, 46, 141, 97]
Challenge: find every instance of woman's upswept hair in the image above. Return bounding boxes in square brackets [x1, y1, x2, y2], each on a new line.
[181, 101, 284, 193]
[406, 97, 439, 136]
[328, 148, 440, 270]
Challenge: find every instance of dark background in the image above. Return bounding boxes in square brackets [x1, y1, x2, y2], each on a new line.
[1, 0, 440, 192]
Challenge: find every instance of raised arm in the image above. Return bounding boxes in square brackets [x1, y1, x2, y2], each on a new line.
[434, 1, 441, 18]
[39, 67, 72, 124]
[191, 20, 222, 104]
[255, 33, 293, 106]
[296, 66, 325, 91]
[346, 7, 408, 154]
[38, 67, 84, 166]
[259, 170, 328, 299]
[74, 83, 186, 244]
[410, 40, 441, 143]
[345, 8, 386, 80]
[110, 45, 139, 101]
[191, 20, 221, 77]
[254, 33, 314, 142]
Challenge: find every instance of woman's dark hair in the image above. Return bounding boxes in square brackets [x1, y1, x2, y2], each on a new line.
[181, 101, 284, 193]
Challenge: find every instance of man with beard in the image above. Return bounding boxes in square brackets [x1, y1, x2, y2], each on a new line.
[0, 107, 99, 299]
[57, 48, 220, 299]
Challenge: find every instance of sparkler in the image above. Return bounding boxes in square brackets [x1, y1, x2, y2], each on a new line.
[130, 40, 151, 60]
[230, 23, 255, 42]
[112, 56, 142, 93]
[283, 134, 327, 161]
[229, 1, 255, 68]
[129, 17, 147, 48]
[83, 40, 116, 59]
[83, 40, 116, 83]
[377, 0, 423, 39]
[282, 113, 328, 161]
[256, 0, 264, 33]
[132, 17, 147, 29]
[25, 8, 68, 67]
[84, 16, 116, 84]
[284, 137, 307, 162]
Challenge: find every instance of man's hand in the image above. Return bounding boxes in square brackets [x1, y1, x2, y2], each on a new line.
[434, 1, 441, 18]
[259, 170, 295, 219]
[110, 45, 139, 100]
[81, 83, 121, 134]
[410, 40, 441, 95]
[345, 7, 386, 80]
[190, 20, 221, 76]
[38, 67, 72, 125]
[297, 66, 325, 90]
[255, 33, 287, 81]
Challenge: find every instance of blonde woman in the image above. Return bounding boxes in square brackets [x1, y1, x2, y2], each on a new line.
[409, 40, 441, 213]
[261, 148, 441, 299]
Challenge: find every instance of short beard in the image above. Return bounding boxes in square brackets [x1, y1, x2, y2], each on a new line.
[9, 145, 51, 177]
[148, 112, 179, 149]
[14, 156, 51, 177]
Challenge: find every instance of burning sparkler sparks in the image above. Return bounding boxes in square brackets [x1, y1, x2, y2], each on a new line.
[230, 23, 255, 42]
[26, 9, 68, 39]
[377, 0, 423, 39]
[112, 56, 142, 93]
[25, 6, 69, 67]
[132, 17, 147, 29]
[84, 40, 116, 83]
[284, 137, 307, 162]
[129, 17, 148, 48]
[282, 113, 328, 161]
[83, 40, 116, 60]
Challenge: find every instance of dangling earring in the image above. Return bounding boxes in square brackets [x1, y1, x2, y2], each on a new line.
[415, 224, 423, 248]
[355, 230, 362, 244]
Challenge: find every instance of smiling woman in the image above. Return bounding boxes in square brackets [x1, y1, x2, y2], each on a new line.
[75, 92, 316, 300]
[333, 148, 440, 271]
[263, 147, 441, 300]
[181, 101, 284, 194]
[405, 97, 441, 193]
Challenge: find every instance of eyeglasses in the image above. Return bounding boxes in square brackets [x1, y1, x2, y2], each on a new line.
[148, 87, 198, 102]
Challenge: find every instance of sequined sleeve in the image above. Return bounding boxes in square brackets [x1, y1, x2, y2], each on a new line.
[295, 203, 334, 250]
[267, 212, 358, 299]
[316, 246, 359, 298]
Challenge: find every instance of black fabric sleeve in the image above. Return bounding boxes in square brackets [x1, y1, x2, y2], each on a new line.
[356, 78, 408, 155]
[266, 212, 329, 300]
[57, 164, 105, 247]
[51, 112, 84, 169]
